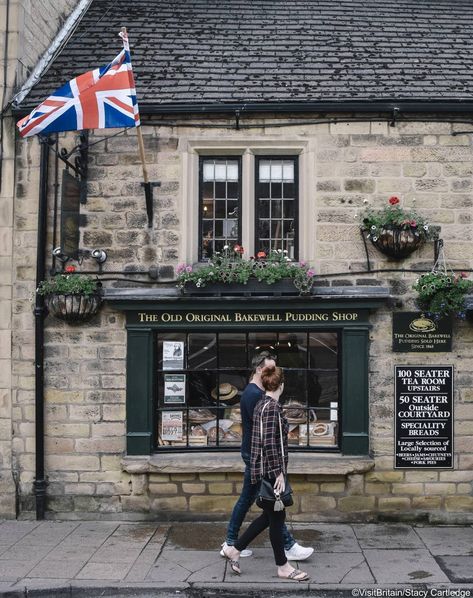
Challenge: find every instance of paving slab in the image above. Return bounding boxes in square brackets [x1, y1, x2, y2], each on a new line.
[0, 543, 53, 562]
[46, 543, 99, 561]
[109, 524, 160, 543]
[0, 559, 37, 582]
[352, 523, 425, 549]
[26, 558, 88, 579]
[75, 561, 133, 581]
[145, 558, 191, 582]
[89, 542, 144, 564]
[364, 548, 450, 584]
[291, 523, 361, 552]
[0, 521, 40, 546]
[297, 551, 374, 584]
[156, 549, 225, 582]
[20, 522, 79, 546]
[416, 526, 473, 556]
[435, 556, 473, 583]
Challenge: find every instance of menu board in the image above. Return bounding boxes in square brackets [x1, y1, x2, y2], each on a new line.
[395, 366, 453, 469]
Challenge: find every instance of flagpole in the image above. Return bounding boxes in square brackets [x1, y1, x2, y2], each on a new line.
[120, 27, 152, 224]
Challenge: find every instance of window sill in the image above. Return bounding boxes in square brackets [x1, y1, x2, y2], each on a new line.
[122, 453, 375, 476]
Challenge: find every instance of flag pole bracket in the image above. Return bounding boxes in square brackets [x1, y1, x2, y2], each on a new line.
[141, 181, 161, 227]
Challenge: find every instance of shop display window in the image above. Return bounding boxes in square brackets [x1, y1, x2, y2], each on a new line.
[156, 330, 340, 450]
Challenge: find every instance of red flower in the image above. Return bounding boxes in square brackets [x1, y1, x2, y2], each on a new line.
[410, 220, 417, 227]
[257, 251, 266, 259]
[460, 271, 468, 278]
[65, 265, 76, 273]
[234, 244, 244, 254]
[389, 196, 400, 205]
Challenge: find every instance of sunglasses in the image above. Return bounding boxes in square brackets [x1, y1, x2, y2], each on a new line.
[256, 351, 277, 366]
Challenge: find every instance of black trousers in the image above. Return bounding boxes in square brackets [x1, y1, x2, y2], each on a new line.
[234, 505, 287, 566]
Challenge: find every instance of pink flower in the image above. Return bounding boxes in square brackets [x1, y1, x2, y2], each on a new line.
[176, 263, 186, 274]
[185, 265, 193, 273]
[389, 196, 400, 205]
[65, 265, 76, 273]
[257, 251, 266, 259]
[234, 244, 244, 254]
[410, 220, 417, 227]
[299, 260, 307, 267]
[307, 269, 316, 278]
[460, 271, 468, 278]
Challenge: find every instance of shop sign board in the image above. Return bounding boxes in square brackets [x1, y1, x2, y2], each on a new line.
[395, 366, 453, 469]
[393, 312, 452, 352]
[129, 308, 365, 328]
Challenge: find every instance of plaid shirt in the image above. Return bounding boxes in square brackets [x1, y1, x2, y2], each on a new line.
[250, 396, 289, 484]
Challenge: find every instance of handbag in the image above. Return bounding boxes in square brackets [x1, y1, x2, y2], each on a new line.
[255, 401, 294, 511]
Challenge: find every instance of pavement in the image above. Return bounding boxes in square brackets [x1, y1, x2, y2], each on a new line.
[0, 520, 472, 597]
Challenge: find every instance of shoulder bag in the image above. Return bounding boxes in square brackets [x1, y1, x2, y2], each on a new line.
[256, 401, 294, 511]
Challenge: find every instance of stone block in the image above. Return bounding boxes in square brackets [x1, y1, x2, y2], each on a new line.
[208, 482, 233, 494]
[320, 482, 346, 493]
[456, 483, 472, 494]
[337, 496, 375, 512]
[181, 483, 206, 494]
[171, 473, 197, 481]
[412, 496, 442, 509]
[378, 497, 411, 510]
[445, 496, 473, 512]
[365, 482, 391, 494]
[300, 495, 336, 511]
[391, 483, 424, 495]
[46, 455, 100, 471]
[151, 496, 188, 511]
[188, 495, 236, 512]
[198, 473, 226, 481]
[149, 483, 178, 495]
[425, 483, 456, 495]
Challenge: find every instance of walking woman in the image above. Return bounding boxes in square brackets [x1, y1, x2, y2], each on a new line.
[222, 365, 309, 581]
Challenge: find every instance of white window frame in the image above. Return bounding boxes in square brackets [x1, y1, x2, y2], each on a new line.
[181, 138, 314, 265]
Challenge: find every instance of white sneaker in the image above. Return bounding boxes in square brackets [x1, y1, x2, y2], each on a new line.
[284, 543, 314, 561]
[220, 541, 253, 558]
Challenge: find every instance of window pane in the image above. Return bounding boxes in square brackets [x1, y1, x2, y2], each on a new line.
[282, 370, 307, 406]
[188, 372, 218, 407]
[188, 333, 217, 370]
[203, 163, 214, 181]
[259, 161, 271, 181]
[219, 333, 247, 368]
[215, 163, 227, 181]
[283, 161, 294, 181]
[277, 332, 307, 368]
[256, 157, 298, 261]
[248, 332, 277, 357]
[200, 157, 241, 260]
[227, 163, 239, 181]
[271, 162, 283, 181]
[309, 333, 338, 369]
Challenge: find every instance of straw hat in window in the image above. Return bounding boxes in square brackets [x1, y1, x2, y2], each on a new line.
[211, 383, 239, 401]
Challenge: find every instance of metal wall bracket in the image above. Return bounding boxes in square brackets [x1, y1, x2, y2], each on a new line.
[141, 181, 161, 227]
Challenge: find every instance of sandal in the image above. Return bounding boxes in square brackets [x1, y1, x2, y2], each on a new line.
[278, 568, 310, 582]
[222, 546, 241, 575]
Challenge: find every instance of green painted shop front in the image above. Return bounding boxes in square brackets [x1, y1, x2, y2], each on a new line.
[107, 291, 389, 461]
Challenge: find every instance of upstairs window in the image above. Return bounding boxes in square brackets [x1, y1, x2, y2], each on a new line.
[255, 156, 298, 259]
[199, 157, 242, 260]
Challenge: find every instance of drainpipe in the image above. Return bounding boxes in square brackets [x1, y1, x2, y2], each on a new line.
[33, 137, 49, 519]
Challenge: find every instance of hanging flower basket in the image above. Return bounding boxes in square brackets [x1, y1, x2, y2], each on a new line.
[369, 224, 425, 259]
[37, 266, 103, 324]
[45, 292, 103, 323]
[360, 196, 435, 260]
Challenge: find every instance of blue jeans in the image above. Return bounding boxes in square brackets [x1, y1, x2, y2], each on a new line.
[226, 453, 295, 551]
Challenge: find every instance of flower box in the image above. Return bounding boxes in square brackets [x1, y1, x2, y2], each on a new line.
[182, 277, 300, 296]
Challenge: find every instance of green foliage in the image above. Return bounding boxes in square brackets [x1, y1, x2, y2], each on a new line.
[413, 271, 473, 319]
[360, 196, 435, 242]
[176, 246, 316, 294]
[37, 273, 101, 297]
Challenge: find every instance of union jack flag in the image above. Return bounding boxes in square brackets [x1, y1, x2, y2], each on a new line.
[17, 31, 140, 138]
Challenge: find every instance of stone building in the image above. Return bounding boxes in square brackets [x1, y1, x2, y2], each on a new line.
[0, 0, 85, 518]
[3, 0, 473, 521]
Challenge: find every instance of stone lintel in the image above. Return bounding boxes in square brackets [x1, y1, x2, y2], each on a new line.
[121, 453, 375, 476]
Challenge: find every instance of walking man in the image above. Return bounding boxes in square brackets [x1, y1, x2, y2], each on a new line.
[221, 350, 314, 560]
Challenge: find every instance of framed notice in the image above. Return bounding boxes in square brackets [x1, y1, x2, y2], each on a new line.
[162, 341, 184, 370]
[164, 374, 186, 404]
[395, 366, 453, 469]
[393, 312, 452, 352]
[161, 411, 183, 441]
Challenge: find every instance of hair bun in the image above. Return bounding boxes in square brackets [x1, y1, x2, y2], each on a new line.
[260, 365, 284, 392]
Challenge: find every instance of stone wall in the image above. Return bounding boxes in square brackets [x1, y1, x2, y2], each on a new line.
[10, 116, 473, 522]
[0, 0, 80, 518]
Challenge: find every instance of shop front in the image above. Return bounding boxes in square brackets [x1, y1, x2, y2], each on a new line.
[102, 287, 391, 521]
